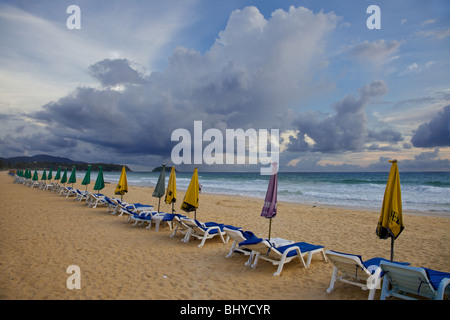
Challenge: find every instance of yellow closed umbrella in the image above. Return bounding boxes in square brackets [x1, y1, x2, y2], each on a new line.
[165, 166, 177, 213]
[181, 168, 199, 219]
[376, 160, 404, 261]
[115, 166, 128, 201]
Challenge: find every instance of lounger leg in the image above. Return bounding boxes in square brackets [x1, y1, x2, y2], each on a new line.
[320, 249, 328, 262]
[245, 251, 255, 266]
[182, 229, 192, 243]
[198, 235, 208, 248]
[274, 256, 287, 277]
[380, 275, 390, 300]
[368, 288, 376, 300]
[251, 252, 260, 269]
[326, 266, 339, 293]
[170, 224, 179, 238]
[226, 241, 237, 258]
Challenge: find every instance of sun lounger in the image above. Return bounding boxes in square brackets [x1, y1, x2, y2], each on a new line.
[325, 250, 410, 300]
[65, 187, 78, 198]
[179, 218, 241, 248]
[146, 213, 186, 232]
[130, 211, 158, 227]
[169, 215, 192, 238]
[239, 238, 327, 276]
[119, 206, 156, 223]
[223, 227, 260, 259]
[380, 261, 450, 300]
[86, 193, 108, 208]
[109, 198, 153, 215]
[75, 189, 88, 201]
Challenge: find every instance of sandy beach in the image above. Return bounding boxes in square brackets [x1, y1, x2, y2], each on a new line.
[0, 171, 449, 300]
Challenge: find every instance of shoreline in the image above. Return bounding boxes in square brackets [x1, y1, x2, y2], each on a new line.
[19, 169, 450, 217]
[1, 171, 449, 300]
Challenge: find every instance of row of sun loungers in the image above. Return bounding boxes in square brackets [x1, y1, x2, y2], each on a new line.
[13, 173, 450, 300]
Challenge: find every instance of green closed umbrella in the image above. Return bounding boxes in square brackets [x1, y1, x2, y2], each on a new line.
[32, 169, 39, 181]
[81, 165, 91, 191]
[152, 164, 166, 212]
[41, 169, 47, 181]
[60, 168, 68, 185]
[55, 166, 61, 181]
[93, 166, 105, 194]
[68, 166, 77, 187]
[47, 167, 53, 181]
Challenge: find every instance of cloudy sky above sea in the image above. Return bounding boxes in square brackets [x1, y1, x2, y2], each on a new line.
[0, 0, 449, 172]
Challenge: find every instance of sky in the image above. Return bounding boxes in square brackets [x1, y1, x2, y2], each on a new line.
[0, 0, 449, 172]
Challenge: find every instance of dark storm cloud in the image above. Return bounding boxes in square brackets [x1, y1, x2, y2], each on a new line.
[88, 59, 147, 86]
[288, 80, 403, 153]
[23, 7, 339, 163]
[411, 105, 450, 148]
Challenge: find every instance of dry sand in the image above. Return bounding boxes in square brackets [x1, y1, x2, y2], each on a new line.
[0, 171, 449, 300]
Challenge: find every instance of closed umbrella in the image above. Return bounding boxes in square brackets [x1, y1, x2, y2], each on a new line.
[93, 166, 105, 194]
[181, 168, 199, 219]
[165, 167, 177, 213]
[47, 167, 53, 181]
[54, 166, 61, 181]
[60, 168, 68, 185]
[68, 166, 77, 188]
[152, 164, 166, 212]
[32, 169, 39, 181]
[81, 165, 91, 191]
[41, 169, 47, 181]
[261, 162, 278, 240]
[376, 160, 404, 261]
[115, 166, 128, 201]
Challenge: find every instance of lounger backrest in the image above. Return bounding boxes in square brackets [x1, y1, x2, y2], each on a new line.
[380, 261, 437, 299]
[180, 218, 199, 230]
[241, 239, 272, 255]
[223, 228, 246, 243]
[326, 251, 371, 280]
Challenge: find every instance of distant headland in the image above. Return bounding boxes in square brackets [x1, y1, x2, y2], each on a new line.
[0, 154, 131, 172]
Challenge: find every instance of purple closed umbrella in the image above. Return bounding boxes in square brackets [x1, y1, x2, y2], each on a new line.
[261, 163, 278, 240]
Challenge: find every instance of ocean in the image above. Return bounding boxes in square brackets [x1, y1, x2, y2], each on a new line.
[77, 170, 450, 215]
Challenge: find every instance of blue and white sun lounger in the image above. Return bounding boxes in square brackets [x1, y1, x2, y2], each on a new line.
[223, 228, 260, 258]
[325, 250, 410, 300]
[240, 238, 327, 276]
[180, 218, 241, 248]
[380, 261, 450, 300]
[147, 213, 187, 232]
[85, 193, 108, 208]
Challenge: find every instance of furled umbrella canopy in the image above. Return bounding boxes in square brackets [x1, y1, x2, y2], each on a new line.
[54, 166, 61, 181]
[165, 166, 177, 213]
[115, 166, 128, 200]
[32, 169, 39, 181]
[93, 166, 105, 194]
[261, 163, 278, 240]
[41, 169, 47, 181]
[60, 168, 68, 184]
[81, 165, 91, 191]
[376, 160, 404, 261]
[68, 166, 77, 187]
[181, 168, 199, 219]
[152, 164, 166, 212]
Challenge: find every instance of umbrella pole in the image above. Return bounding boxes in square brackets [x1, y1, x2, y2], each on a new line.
[158, 198, 161, 213]
[390, 237, 394, 261]
[194, 210, 197, 220]
[268, 218, 272, 241]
